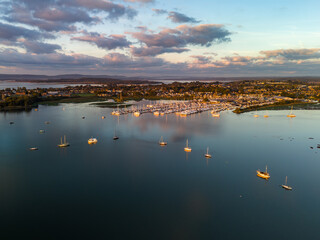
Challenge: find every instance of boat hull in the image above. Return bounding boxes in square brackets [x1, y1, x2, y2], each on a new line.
[184, 147, 192, 152]
[257, 171, 270, 179]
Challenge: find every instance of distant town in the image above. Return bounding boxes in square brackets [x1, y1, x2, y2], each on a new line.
[1, 79, 320, 112]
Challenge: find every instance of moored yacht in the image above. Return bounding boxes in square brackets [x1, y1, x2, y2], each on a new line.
[257, 165, 270, 179]
[133, 111, 140, 117]
[184, 139, 192, 152]
[88, 137, 98, 144]
[281, 176, 292, 190]
[287, 106, 296, 118]
[204, 147, 212, 158]
[159, 136, 167, 146]
[58, 135, 70, 148]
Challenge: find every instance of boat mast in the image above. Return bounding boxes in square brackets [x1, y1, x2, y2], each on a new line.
[285, 176, 287, 185]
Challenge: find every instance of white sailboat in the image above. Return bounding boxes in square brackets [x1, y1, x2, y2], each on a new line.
[204, 147, 212, 158]
[281, 176, 292, 190]
[184, 139, 192, 152]
[159, 136, 167, 146]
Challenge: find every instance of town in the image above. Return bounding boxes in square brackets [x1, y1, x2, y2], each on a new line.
[1, 79, 320, 113]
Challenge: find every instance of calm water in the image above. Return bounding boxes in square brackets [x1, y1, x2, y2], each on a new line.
[1, 103, 320, 239]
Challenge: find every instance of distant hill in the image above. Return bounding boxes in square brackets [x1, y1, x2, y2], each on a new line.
[0, 74, 320, 83]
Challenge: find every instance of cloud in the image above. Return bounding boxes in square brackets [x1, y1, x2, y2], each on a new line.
[64, 0, 137, 20]
[124, 0, 154, 2]
[128, 24, 232, 48]
[0, 48, 100, 67]
[130, 46, 189, 56]
[0, 22, 52, 42]
[72, 32, 131, 50]
[260, 48, 320, 60]
[167, 11, 200, 23]
[152, 8, 167, 15]
[3, 0, 137, 34]
[22, 40, 62, 54]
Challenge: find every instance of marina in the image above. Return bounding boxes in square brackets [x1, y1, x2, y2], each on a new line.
[111, 100, 233, 117]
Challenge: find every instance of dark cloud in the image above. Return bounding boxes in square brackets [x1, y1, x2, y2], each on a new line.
[260, 48, 320, 60]
[102, 53, 165, 68]
[3, 0, 137, 34]
[72, 32, 131, 50]
[167, 11, 200, 23]
[22, 41, 62, 54]
[190, 55, 213, 64]
[3, 48, 320, 77]
[130, 46, 189, 56]
[0, 48, 100, 67]
[128, 24, 232, 48]
[152, 8, 167, 15]
[63, 0, 137, 20]
[33, 6, 96, 23]
[0, 22, 51, 42]
[0, 49, 165, 71]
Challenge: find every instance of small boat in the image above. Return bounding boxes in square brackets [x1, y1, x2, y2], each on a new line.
[254, 111, 259, 118]
[82, 116, 85, 119]
[102, 116, 106, 119]
[281, 176, 292, 190]
[29, 147, 38, 151]
[264, 111, 269, 118]
[257, 165, 270, 179]
[287, 106, 296, 118]
[184, 139, 192, 152]
[211, 109, 220, 117]
[45, 121, 50, 124]
[58, 135, 70, 148]
[133, 111, 140, 117]
[204, 147, 212, 158]
[88, 137, 98, 144]
[34, 109, 38, 111]
[160, 112, 165, 116]
[153, 111, 160, 116]
[9, 121, 14, 125]
[159, 136, 167, 146]
[39, 130, 45, 133]
[113, 129, 119, 140]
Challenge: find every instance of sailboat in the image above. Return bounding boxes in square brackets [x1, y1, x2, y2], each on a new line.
[184, 139, 192, 152]
[113, 129, 119, 140]
[264, 110, 269, 118]
[254, 111, 259, 118]
[287, 106, 296, 118]
[257, 165, 270, 179]
[281, 176, 292, 190]
[204, 147, 212, 158]
[58, 135, 70, 148]
[159, 136, 167, 146]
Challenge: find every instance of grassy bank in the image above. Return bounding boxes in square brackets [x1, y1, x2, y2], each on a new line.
[233, 100, 319, 114]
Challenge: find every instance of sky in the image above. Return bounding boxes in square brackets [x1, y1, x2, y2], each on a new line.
[0, 0, 320, 77]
